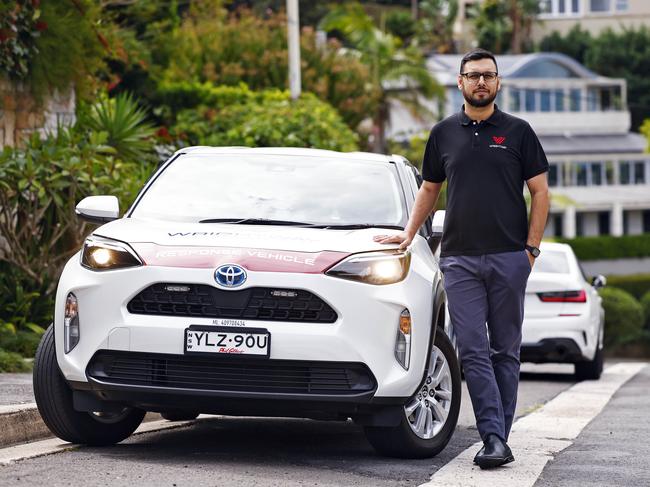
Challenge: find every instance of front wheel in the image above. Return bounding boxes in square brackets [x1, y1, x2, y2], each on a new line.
[364, 329, 461, 458]
[33, 325, 145, 445]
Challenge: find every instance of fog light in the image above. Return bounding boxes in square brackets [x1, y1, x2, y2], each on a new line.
[395, 309, 412, 370]
[64, 293, 80, 353]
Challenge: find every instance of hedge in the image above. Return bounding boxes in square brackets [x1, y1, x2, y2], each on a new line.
[599, 287, 645, 347]
[605, 274, 650, 300]
[555, 234, 650, 261]
[168, 83, 359, 151]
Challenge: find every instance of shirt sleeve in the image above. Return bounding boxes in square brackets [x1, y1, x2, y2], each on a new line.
[421, 128, 446, 183]
[520, 123, 549, 180]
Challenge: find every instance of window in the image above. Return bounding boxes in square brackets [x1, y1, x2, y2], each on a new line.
[540, 0, 580, 15]
[643, 210, 650, 233]
[634, 162, 646, 184]
[598, 212, 610, 235]
[587, 88, 599, 111]
[620, 161, 631, 184]
[540, 90, 551, 112]
[590, 0, 610, 12]
[616, 0, 628, 11]
[525, 89, 536, 112]
[619, 161, 646, 185]
[576, 213, 585, 237]
[570, 89, 581, 111]
[591, 162, 603, 185]
[509, 88, 521, 112]
[516, 60, 577, 78]
[576, 163, 588, 186]
[548, 164, 559, 187]
[555, 89, 565, 111]
[605, 161, 615, 184]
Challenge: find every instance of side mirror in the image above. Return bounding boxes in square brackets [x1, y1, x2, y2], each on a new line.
[591, 274, 607, 289]
[75, 196, 120, 224]
[427, 210, 446, 253]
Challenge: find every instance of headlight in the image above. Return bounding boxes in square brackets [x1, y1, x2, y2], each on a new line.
[81, 235, 143, 271]
[325, 250, 411, 285]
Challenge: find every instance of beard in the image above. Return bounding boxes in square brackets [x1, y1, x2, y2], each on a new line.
[462, 88, 497, 108]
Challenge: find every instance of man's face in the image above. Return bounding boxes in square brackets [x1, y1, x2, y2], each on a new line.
[458, 58, 500, 108]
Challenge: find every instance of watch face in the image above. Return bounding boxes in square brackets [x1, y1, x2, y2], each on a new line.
[528, 246, 540, 257]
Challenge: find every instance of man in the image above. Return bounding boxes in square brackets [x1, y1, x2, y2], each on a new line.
[375, 48, 549, 469]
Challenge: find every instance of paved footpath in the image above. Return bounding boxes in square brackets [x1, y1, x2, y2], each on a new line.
[534, 363, 650, 487]
[420, 362, 649, 487]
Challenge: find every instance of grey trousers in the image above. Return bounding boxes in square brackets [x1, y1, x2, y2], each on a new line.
[439, 250, 531, 441]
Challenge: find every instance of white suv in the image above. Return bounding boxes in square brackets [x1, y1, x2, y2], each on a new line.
[34, 147, 461, 458]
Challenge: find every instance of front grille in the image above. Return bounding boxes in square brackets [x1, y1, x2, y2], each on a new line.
[127, 284, 337, 323]
[87, 351, 376, 395]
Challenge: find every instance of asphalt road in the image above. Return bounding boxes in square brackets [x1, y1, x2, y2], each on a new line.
[0, 363, 578, 487]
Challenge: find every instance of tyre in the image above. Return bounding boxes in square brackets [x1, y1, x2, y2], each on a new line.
[161, 411, 199, 421]
[33, 324, 146, 445]
[574, 333, 604, 381]
[364, 329, 461, 458]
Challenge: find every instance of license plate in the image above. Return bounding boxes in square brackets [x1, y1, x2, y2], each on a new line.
[184, 326, 270, 357]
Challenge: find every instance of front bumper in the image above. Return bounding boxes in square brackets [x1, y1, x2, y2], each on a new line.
[55, 246, 439, 400]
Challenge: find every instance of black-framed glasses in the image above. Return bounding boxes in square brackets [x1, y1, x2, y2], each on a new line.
[460, 71, 499, 83]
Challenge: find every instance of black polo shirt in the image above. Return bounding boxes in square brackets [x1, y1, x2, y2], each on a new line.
[422, 105, 548, 257]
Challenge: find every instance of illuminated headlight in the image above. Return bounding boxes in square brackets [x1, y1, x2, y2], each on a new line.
[64, 293, 80, 353]
[325, 250, 411, 285]
[395, 309, 412, 369]
[81, 235, 143, 271]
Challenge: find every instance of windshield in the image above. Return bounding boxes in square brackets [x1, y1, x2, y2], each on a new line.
[130, 154, 406, 226]
[531, 249, 570, 274]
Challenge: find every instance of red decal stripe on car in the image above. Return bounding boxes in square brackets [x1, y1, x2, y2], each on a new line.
[131, 244, 350, 273]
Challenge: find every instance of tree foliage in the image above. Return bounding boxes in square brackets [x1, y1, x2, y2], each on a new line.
[416, 0, 459, 53]
[538, 24, 592, 64]
[320, 2, 442, 152]
[168, 83, 359, 151]
[0, 0, 106, 101]
[540, 25, 650, 131]
[470, 0, 539, 54]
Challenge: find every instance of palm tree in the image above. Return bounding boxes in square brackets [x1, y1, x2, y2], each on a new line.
[320, 3, 443, 153]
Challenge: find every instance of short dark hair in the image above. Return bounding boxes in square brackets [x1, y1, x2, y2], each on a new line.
[460, 48, 498, 74]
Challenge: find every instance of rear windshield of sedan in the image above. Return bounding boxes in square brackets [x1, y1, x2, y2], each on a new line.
[531, 250, 570, 274]
[130, 154, 406, 226]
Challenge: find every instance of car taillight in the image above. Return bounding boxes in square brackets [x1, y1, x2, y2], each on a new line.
[537, 290, 587, 303]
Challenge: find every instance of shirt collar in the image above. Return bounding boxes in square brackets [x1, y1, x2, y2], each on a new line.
[458, 104, 502, 126]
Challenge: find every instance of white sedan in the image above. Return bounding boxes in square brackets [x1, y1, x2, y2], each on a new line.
[33, 146, 461, 458]
[520, 242, 606, 380]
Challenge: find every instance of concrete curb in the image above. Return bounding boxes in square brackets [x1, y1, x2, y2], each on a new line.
[0, 404, 161, 449]
[0, 404, 50, 448]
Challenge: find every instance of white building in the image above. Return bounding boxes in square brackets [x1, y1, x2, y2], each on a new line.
[388, 52, 650, 238]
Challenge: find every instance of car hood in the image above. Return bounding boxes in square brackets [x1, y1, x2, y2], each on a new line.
[93, 218, 403, 272]
[96, 218, 402, 252]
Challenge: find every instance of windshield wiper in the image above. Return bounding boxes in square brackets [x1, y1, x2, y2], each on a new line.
[198, 218, 314, 226]
[308, 223, 404, 230]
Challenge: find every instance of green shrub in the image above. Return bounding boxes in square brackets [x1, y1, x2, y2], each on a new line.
[605, 274, 650, 300]
[155, 8, 377, 129]
[641, 291, 650, 330]
[172, 89, 358, 151]
[0, 329, 42, 358]
[0, 97, 155, 341]
[0, 349, 31, 373]
[556, 234, 650, 260]
[599, 287, 645, 347]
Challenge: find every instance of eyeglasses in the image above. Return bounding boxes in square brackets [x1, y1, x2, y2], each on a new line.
[460, 71, 499, 83]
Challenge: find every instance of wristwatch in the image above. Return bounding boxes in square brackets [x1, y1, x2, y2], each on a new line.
[525, 245, 541, 258]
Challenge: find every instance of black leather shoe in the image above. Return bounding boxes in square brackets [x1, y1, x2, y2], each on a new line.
[475, 434, 514, 470]
[473, 445, 485, 464]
